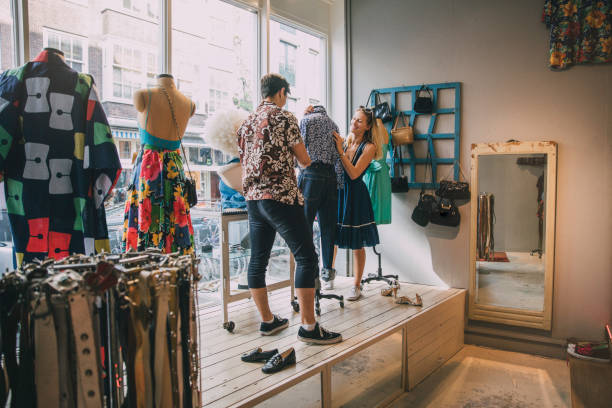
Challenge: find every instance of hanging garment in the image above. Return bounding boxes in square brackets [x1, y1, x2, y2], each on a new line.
[122, 143, 195, 254]
[477, 193, 495, 260]
[543, 0, 612, 70]
[0, 48, 121, 266]
[336, 141, 380, 249]
[363, 142, 392, 225]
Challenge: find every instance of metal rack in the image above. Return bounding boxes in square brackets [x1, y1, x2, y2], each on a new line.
[371, 82, 462, 189]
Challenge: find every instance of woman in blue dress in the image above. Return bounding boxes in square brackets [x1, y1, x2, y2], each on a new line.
[332, 107, 380, 301]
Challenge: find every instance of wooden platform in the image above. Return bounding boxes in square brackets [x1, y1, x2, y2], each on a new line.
[198, 277, 466, 408]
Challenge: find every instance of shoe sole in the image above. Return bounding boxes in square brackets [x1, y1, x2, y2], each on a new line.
[346, 295, 361, 301]
[260, 321, 289, 336]
[297, 335, 343, 345]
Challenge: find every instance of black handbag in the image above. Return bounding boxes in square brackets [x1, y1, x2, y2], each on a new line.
[367, 90, 393, 123]
[435, 161, 470, 200]
[411, 150, 435, 226]
[411, 192, 436, 227]
[391, 146, 409, 193]
[413, 85, 434, 114]
[430, 197, 460, 227]
[160, 86, 198, 207]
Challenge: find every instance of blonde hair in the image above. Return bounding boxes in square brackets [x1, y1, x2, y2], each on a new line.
[348, 107, 382, 160]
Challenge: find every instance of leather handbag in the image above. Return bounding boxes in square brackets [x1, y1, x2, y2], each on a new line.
[435, 161, 470, 200]
[391, 146, 409, 193]
[413, 85, 434, 114]
[160, 87, 198, 208]
[367, 90, 393, 123]
[390, 112, 414, 146]
[411, 150, 436, 226]
[430, 197, 461, 227]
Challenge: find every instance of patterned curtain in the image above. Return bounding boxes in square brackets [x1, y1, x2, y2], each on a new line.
[542, 0, 612, 69]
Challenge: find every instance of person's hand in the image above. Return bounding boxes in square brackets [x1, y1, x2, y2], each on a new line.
[333, 131, 344, 155]
[304, 105, 314, 115]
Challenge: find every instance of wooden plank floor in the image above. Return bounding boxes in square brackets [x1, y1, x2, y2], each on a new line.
[197, 277, 464, 408]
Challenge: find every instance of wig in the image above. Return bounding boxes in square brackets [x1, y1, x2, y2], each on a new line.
[204, 109, 249, 157]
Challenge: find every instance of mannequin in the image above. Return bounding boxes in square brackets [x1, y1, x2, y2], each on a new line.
[122, 74, 196, 254]
[133, 74, 195, 140]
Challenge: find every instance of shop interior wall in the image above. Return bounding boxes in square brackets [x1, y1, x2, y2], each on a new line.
[348, 0, 611, 341]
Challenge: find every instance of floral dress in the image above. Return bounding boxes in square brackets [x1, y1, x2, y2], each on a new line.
[122, 144, 194, 254]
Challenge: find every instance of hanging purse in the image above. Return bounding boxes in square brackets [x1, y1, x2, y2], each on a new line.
[391, 146, 409, 193]
[430, 197, 461, 227]
[160, 87, 199, 208]
[367, 90, 393, 123]
[435, 161, 470, 200]
[411, 150, 436, 226]
[413, 85, 434, 114]
[390, 112, 414, 146]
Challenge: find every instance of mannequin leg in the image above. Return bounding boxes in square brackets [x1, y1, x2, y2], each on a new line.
[353, 248, 366, 287]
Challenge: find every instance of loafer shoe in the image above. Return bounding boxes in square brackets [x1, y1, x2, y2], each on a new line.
[241, 347, 279, 363]
[262, 348, 296, 374]
[297, 323, 342, 345]
[259, 315, 289, 335]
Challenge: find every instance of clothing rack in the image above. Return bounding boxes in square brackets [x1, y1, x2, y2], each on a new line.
[0, 249, 201, 408]
[370, 82, 462, 189]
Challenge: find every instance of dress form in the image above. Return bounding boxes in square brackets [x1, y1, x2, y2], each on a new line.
[133, 74, 195, 140]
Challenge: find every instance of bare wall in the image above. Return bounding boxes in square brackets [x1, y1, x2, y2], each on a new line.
[349, 0, 611, 340]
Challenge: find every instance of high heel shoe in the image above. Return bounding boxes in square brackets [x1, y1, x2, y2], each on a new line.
[381, 280, 401, 297]
[395, 293, 423, 306]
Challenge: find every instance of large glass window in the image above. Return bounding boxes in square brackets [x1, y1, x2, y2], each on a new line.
[0, 0, 14, 72]
[44, 29, 87, 72]
[270, 19, 327, 116]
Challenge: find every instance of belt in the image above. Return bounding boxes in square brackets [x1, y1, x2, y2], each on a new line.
[152, 275, 172, 407]
[49, 292, 76, 408]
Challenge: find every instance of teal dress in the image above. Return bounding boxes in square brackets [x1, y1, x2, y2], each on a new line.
[363, 142, 392, 225]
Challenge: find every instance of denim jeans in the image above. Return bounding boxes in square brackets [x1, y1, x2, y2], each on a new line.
[298, 163, 338, 270]
[247, 200, 318, 289]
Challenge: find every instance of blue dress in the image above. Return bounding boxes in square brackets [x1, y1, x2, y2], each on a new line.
[336, 141, 380, 249]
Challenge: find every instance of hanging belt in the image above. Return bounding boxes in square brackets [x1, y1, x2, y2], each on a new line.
[166, 269, 181, 408]
[31, 284, 60, 408]
[49, 292, 76, 408]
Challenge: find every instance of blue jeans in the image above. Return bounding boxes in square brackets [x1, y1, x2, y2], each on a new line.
[299, 163, 338, 270]
[247, 200, 318, 289]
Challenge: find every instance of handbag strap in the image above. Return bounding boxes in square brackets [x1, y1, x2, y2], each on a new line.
[159, 86, 193, 177]
[421, 147, 433, 193]
[366, 90, 376, 108]
[441, 159, 469, 182]
[417, 85, 433, 99]
[392, 112, 409, 130]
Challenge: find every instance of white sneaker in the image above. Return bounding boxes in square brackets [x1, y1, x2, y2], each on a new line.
[323, 279, 334, 290]
[346, 285, 362, 301]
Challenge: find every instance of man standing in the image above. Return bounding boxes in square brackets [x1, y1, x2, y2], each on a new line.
[237, 73, 342, 344]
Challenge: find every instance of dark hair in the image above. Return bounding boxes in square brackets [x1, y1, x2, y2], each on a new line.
[261, 73, 291, 99]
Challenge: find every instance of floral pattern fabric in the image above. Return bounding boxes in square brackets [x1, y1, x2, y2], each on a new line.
[122, 146, 194, 254]
[237, 101, 304, 206]
[543, 0, 612, 69]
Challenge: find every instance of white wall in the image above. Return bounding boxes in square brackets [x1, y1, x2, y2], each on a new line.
[349, 0, 612, 340]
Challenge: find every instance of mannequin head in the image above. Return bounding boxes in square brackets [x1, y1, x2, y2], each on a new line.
[261, 73, 290, 108]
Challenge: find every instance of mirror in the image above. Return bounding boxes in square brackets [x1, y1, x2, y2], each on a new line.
[469, 142, 557, 330]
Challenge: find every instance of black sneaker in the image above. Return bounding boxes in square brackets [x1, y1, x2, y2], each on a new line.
[297, 323, 342, 344]
[259, 315, 289, 335]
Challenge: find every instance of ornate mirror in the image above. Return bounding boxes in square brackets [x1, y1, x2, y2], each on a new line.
[469, 141, 557, 330]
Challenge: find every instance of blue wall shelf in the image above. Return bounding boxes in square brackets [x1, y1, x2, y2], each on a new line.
[370, 82, 461, 190]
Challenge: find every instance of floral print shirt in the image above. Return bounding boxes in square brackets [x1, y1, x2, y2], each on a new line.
[237, 101, 304, 206]
[543, 0, 612, 70]
[299, 106, 343, 189]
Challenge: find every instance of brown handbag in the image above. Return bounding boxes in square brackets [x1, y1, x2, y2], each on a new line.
[390, 112, 414, 146]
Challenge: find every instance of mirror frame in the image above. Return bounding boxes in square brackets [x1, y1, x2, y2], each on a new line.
[468, 141, 557, 330]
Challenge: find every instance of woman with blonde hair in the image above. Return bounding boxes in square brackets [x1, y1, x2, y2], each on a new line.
[331, 106, 380, 301]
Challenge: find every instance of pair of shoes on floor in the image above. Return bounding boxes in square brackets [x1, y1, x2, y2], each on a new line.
[259, 315, 289, 335]
[381, 280, 400, 297]
[395, 293, 423, 306]
[298, 322, 343, 345]
[241, 347, 297, 373]
[346, 285, 362, 301]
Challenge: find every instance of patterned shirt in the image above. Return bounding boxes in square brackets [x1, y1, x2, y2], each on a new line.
[237, 101, 304, 206]
[299, 106, 343, 189]
[0, 49, 121, 266]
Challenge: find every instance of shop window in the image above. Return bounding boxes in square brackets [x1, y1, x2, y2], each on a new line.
[0, 0, 15, 71]
[118, 140, 131, 160]
[44, 29, 87, 72]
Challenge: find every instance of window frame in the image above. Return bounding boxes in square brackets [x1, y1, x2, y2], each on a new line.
[42, 27, 88, 73]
